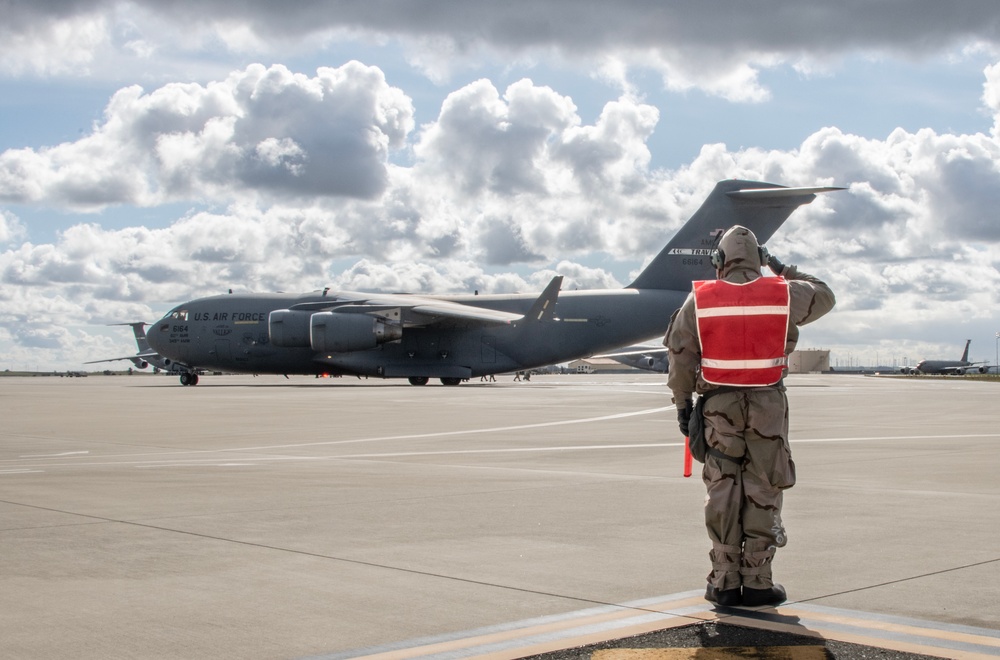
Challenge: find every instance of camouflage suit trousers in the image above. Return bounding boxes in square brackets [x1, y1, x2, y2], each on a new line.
[701, 387, 795, 591]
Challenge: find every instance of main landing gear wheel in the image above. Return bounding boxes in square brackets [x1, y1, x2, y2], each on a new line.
[408, 376, 429, 386]
[440, 377, 462, 386]
[179, 372, 200, 386]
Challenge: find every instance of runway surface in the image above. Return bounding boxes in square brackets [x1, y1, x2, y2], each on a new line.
[1, 372, 998, 659]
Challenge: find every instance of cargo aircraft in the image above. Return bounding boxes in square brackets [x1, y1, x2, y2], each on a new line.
[592, 345, 669, 373]
[901, 339, 990, 375]
[142, 180, 841, 386]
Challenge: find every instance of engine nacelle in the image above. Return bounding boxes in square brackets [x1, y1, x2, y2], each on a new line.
[269, 309, 313, 347]
[639, 357, 655, 369]
[310, 312, 402, 353]
[977, 365, 988, 374]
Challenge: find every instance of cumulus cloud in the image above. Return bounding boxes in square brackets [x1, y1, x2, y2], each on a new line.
[4, 39, 1000, 369]
[0, 62, 414, 209]
[5, 1, 1000, 100]
[0, 210, 27, 245]
[0, 10, 108, 76]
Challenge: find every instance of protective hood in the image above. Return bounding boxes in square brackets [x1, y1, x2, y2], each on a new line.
[716, 225, 762, 280]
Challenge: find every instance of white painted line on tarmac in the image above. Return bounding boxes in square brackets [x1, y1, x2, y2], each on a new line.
[18, 451, 90, 458]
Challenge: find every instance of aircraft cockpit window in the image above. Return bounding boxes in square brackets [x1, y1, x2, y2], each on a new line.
[171, 310, 189, 321]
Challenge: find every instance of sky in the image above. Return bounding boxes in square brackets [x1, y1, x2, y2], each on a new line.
[3, 1, 1000, 372]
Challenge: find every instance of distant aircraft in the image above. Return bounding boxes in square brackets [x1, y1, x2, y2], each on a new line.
[85, 322, 184, 373]
[142, 180, 842, 386]
[902, 339, 990, 375]
[593, 345, 669, 373]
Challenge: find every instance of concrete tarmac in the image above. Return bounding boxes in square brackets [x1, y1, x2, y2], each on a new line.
[1, 373, 998, 659]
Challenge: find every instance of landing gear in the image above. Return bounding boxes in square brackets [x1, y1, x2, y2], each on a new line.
[408, 376, 429, 386]
[179, 372, 200, 386]
[440, 377, 462, 386]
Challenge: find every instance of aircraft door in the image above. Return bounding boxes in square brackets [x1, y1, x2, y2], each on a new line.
[419, 333, 451, 359]
[213, 339, 232, 366]
[481, 335, 496, 363]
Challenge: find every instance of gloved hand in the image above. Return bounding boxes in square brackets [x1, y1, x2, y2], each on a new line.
[766, 253, 787, 276]
[677, 400, 693, 436]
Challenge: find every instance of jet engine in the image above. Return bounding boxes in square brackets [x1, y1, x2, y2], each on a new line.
[269, 310, 313, 347]
[269, 309, 402, 352]
[310, 312, 402, 352]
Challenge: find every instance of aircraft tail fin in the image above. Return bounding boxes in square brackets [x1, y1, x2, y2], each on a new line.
[960, 339, 971, 362]
[112, 322, 153, 353]
[627, 180, 843, 291]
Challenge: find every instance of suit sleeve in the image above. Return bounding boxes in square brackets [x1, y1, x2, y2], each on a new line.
[665, 293, 700, 405]
[782, 265, 836, 353]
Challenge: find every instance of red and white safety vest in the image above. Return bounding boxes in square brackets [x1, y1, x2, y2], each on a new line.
[693, 277, 790, 386]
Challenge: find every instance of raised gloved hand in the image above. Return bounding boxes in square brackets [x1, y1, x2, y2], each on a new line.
[677, 400, 693, 436]
[766, 253, 787, 276]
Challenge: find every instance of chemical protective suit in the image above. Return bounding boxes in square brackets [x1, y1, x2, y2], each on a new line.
[664, 225, 835, 607]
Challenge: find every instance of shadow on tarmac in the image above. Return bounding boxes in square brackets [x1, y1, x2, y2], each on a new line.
[521, 618, 944, 659]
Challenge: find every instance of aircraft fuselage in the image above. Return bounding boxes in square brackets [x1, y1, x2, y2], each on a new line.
[147, 288, 684, 379]
[139, 180, 841, 385]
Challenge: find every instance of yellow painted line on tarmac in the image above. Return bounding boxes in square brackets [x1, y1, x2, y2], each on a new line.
[593, 648, 829, 659]
[778, 606, 1000, 651]
[343, 592, 711, 660]
[717, 605, 1000, 660]
[338, 592, 1000, 660]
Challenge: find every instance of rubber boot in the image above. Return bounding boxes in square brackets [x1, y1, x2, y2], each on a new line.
[742, 583, 786, 607]
[705, 584, 742, 607]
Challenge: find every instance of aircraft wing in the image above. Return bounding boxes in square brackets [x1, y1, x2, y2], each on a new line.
[84, 351, 161, 365]
[938, 363, 988, 374]
[405, 302, 522, 325]
[289, 277, 564, 328]
[592, 346, 667, 359]
[291, 295, 523, 327]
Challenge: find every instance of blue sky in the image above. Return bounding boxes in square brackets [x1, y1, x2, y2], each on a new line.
[2, 1, 1000, 370]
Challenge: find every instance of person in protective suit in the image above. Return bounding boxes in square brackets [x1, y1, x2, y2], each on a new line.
[664, 225, 835, 608]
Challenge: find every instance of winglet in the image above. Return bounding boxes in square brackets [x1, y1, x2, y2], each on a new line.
[524, 276, 563, 322]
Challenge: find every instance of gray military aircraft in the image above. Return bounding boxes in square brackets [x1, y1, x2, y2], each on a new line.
[902, 339, 989, 375]
[593, 345, 669, 373]
[143, 179, 841, 386]
[85, 322, 185, 373]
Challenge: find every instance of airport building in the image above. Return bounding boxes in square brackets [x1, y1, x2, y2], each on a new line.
[787, 349, 831, 373]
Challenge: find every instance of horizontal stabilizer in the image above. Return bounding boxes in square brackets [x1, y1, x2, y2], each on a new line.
[84, 351, 160, 365]
[727, 186, 845, 199]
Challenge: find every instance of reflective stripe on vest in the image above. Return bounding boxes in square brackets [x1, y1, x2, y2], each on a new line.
[693, 277, 790, 386]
